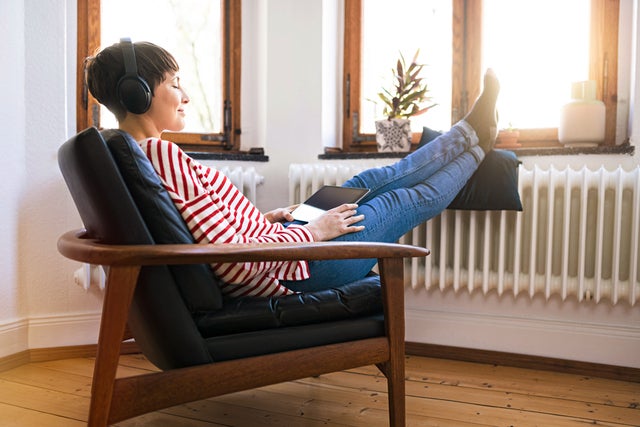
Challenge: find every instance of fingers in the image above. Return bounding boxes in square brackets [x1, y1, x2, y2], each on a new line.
[265, 206, 298, 223]
[330, 203, 359, 216]
[337, 203, 358, 211]
[282, 209, 295, 222]
[345, 213, 364, 227]
[304, 204, 365, 241]
[282, 204, 298, 221]
[329, 204, 363, 224]
[327, 205, 365, 233]
[343, 221, 365, 234]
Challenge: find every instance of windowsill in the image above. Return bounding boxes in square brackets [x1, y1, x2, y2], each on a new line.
[186, 151, 269, 162]
[319, 142, 635, 160]
[185, 143, 635, 161]
[504, 142, 635, 157]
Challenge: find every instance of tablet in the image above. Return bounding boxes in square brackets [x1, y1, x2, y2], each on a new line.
[291, 185, 370, 222]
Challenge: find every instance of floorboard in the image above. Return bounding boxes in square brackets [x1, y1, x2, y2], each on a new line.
[0, 354, 637, 426]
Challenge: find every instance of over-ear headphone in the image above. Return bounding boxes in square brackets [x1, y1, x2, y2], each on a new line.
[116, 37, 152, 114]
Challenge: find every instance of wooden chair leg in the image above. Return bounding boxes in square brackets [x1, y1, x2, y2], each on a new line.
[380, 352, 406, 427]
[88, 266, 140, 427]
[377, 257, 407, 427]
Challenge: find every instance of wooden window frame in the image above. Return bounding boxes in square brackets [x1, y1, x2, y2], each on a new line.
[77, 0, 243, 153]
[342, 0, 619, 153]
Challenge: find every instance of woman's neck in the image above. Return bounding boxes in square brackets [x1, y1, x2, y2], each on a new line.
[118, 115, 161, 141]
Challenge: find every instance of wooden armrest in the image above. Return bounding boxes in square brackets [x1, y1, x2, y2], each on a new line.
[58, 229, 429, 267]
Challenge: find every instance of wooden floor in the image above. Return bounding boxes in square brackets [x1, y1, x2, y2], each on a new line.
[0, 353, 638, 426]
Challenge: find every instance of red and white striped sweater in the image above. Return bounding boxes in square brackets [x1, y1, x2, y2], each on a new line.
[139, 137, 313, 297]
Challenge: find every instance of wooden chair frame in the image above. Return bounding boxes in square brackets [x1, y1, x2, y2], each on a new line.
[58, 229, 429, 426]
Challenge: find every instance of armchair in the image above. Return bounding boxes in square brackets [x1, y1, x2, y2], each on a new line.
[57, 127, 429, 426]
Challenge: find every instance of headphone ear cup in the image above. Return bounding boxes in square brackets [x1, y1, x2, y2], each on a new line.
[117, 74, 152, 114]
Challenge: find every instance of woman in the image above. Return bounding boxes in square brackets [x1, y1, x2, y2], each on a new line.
[85, 40, 499, 297]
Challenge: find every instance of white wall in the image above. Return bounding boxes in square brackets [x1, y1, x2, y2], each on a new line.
[238, 0, 329, 211]
[0, 0, 27, 356]
[0, 0, 637, 367]
[0, 0, 103, 358]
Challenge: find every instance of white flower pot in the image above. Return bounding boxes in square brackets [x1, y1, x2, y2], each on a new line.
[375, 118, 412, 152]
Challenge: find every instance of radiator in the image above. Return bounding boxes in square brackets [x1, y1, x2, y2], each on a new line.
[218, 166, 264, 205]
[74, 166, 264, 290]
[289, 163, 640, 306]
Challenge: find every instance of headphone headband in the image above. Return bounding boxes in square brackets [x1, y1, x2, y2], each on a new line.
[120, 37, 139, 78]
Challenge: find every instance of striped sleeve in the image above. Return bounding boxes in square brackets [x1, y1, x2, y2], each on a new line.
[139, 138, 312, 296]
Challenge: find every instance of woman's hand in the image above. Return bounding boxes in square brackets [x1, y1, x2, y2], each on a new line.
[264, 205, 298, 223]
[304, 203, 365, 241]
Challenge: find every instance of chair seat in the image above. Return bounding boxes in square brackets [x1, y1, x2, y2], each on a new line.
[197, 274, 384, 361]
[205, 314, 385, 361]
[196, 274, 382, 336]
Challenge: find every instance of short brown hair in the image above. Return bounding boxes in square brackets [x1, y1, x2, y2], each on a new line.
[85, 41, 179, 121]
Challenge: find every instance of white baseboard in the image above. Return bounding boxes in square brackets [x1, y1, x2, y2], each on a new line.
[405, 303, 640, 369]
[0, 319, 29, 359]
[0, 312, 100, 359]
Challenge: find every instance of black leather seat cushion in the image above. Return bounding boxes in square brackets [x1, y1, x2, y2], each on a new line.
[196, 274, 382, 336]
[205, 315, 385, 361]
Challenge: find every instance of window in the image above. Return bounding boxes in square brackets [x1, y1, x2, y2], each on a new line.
[77, 0, 242, 152]
[342, 0, 620, 153]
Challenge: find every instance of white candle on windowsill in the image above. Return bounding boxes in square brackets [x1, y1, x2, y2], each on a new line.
[558, 80, 605, 146]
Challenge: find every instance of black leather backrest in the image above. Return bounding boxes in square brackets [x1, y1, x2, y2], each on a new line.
[58, 128, 151, 244]
[102, 129, 224, 313]
[58, 127, 213, 369]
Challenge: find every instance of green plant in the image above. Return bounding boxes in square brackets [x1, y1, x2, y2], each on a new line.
[505, 121, 518, 132]
[377, 49, 436, 120]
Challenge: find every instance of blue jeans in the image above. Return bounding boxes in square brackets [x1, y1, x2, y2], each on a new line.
[283, 120, 484, 292]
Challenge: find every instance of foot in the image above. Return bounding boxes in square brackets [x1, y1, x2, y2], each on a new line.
[465, 69, 500, 153]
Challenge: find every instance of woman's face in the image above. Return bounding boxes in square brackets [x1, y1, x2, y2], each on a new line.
[147, 72, 189, 132]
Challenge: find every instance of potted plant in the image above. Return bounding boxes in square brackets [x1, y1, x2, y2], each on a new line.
[495, 121, 521, 148]
[375, 49, 436, 152]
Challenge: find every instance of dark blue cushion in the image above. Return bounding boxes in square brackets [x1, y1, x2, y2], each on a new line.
[419, 126, 523, 211]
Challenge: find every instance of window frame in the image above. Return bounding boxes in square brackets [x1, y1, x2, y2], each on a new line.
[341, 0, 620, 154]
[77, 0, 243, 153]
